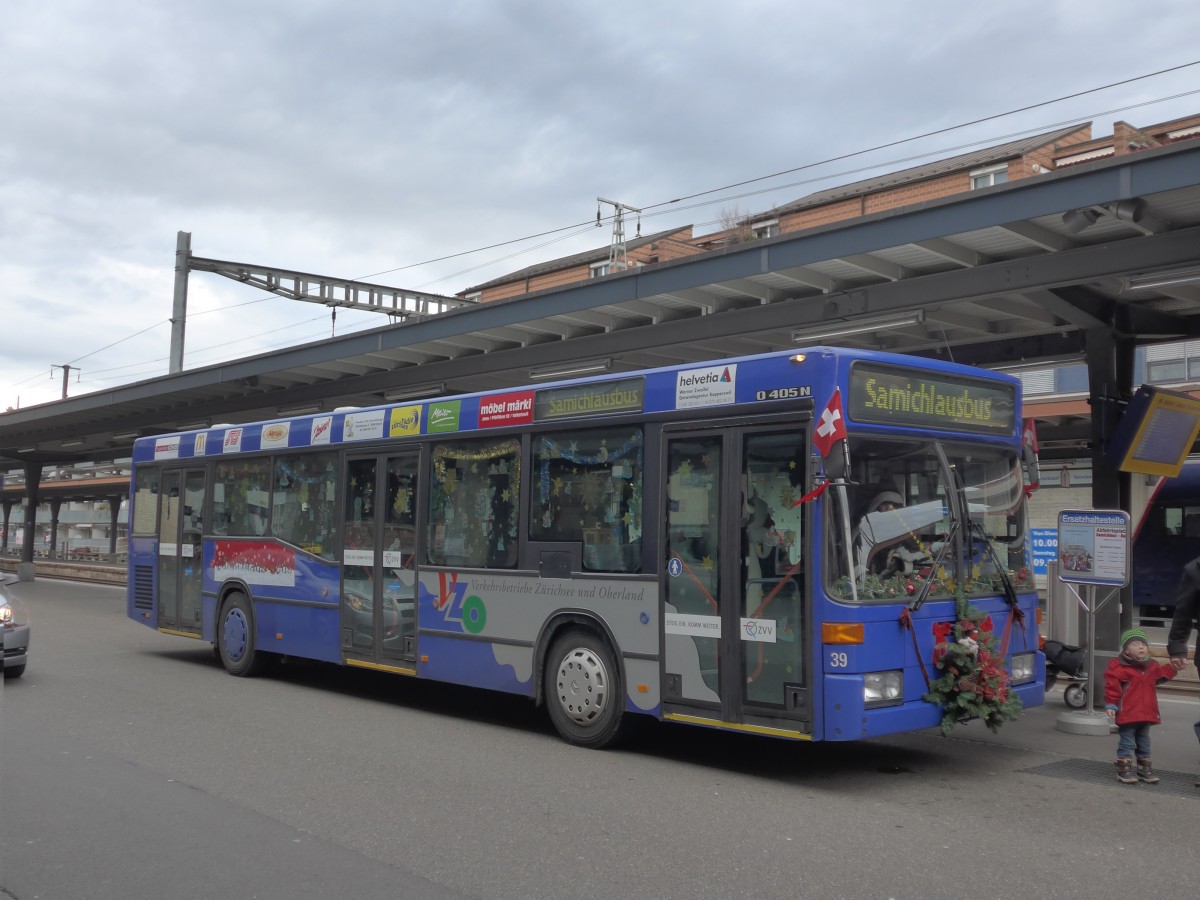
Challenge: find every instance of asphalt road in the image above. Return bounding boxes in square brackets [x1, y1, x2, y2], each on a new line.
[2, 579, 1199, 900]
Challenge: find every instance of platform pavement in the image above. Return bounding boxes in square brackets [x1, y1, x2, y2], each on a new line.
[0, 554, 125, 584]
[948, 663, 1200, 789]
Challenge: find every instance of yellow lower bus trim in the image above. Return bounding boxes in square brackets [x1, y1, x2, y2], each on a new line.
[157, 628, 204, 639]
[345, 658, 418, 677]
[662, 713, 813, 741]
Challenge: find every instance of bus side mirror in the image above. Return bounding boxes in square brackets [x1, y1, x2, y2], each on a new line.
[1022, 442, 1040, 494]
[1021, 417, 1040, 495]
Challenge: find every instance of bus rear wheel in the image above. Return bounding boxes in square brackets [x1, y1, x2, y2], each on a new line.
[546, 629, 625, 748]
[217, 591, 269, 677]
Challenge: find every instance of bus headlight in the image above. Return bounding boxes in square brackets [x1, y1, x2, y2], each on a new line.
[864, 670, 903, 707]
[1010, 652, 1036, 685]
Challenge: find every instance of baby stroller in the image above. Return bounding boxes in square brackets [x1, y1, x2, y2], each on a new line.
[1043, 638, 1088, 709]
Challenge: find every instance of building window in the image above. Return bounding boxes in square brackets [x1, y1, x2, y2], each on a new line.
[1147, 358, 1186, 383]
[752, 218, 780, 239]
[1017, 370, 1054, 396]
[970, 164, 1009, 190]
[590, 261, 610, 278]
[1055, 364, 1090, 394]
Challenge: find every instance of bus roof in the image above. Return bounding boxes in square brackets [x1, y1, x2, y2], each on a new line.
[133, 345, 1021, 463]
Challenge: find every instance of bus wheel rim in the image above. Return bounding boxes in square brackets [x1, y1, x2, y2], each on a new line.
[223, 608, 248, 662]
[556, 646, 609, 726]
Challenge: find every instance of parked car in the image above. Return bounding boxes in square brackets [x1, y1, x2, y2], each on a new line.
[1, 577, 30, 679]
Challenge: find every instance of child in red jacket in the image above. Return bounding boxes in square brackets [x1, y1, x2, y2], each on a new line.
[1105, 628, 1177, 784]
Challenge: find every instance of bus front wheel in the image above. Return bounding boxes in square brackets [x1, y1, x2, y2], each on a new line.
[217, 591, 268, 677]
[546, 629, 626, 749]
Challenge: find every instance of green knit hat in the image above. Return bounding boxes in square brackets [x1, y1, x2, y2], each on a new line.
[1120, 628, 1149, 650]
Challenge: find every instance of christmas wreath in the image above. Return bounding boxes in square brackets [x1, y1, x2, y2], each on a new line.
[924, 591, 1023, 734]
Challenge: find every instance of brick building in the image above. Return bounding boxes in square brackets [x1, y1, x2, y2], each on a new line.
[462, 226, 703, 304]
[461, 112, 1200, 301]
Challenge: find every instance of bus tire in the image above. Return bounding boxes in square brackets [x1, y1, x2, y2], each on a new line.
[217, 591, 268, 677]
[3, 663, 25, 679]
[545, 629, 625, 749]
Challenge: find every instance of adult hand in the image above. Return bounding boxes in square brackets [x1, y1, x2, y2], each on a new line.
[1170, 656, 1188, 671]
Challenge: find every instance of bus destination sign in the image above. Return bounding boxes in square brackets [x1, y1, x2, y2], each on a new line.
[848, 363, 1015, 435]
[534, 377, 645, 422]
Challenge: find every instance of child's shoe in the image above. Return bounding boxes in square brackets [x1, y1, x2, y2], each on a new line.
[1115, 759, 1138, 784]
[1136, 758, 1159, 784]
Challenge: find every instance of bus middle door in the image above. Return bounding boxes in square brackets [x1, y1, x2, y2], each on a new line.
[340, 451, 419, 664]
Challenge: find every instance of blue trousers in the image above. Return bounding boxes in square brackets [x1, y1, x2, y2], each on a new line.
[1116, 723, 1152, 760]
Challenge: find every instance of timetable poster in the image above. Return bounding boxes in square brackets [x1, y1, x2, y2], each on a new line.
[1057, 509, 1130, 586]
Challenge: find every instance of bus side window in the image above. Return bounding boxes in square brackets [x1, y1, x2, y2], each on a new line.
[272, 452, 337, 558]
[214, 459, 272, 538]
[132, 468, 161, 536]
[530, 427, 643, 573]
[1185, 511, 1200, 537]
[428, 438, 520, 569]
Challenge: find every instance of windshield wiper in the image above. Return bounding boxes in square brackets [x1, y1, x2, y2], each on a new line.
[906, 519, 959, 612]
[969, 519, 1019, 608]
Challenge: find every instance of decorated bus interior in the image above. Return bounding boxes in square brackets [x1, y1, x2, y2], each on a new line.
[824, 436, 1033, 602]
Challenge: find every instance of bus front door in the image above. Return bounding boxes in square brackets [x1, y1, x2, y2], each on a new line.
[663, 425, 809, 731]
[340, 451, 419, 664]
[156, 467, 206, 635]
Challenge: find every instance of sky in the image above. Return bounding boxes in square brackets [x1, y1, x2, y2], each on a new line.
[3, 0, 1200, 411]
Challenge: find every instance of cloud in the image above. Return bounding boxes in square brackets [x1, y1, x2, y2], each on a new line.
[3, 0, 1200, 409]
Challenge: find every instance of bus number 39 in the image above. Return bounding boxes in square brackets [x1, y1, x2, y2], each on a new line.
[829, 651, 849, 668]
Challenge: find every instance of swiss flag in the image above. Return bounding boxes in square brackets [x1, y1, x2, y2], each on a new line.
[813, 388, 847, 457]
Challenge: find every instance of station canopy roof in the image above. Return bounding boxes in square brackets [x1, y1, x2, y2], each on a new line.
[3, 140, 1200, 469]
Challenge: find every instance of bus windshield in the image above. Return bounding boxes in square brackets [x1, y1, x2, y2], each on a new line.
[825, 437, 1032, 602]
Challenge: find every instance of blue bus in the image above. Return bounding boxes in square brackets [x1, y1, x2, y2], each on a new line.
[1131, 459, 1200, 617]
[127, 346, 1043, 746]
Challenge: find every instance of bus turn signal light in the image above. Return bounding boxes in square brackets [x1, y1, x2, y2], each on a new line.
[822, 622, 864, 645]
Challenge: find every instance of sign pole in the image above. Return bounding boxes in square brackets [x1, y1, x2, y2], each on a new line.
[1054, 509, 1129, 736]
